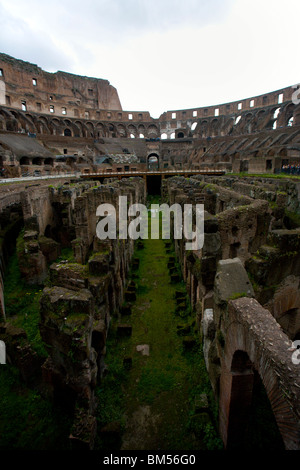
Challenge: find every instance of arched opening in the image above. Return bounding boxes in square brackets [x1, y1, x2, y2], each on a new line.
[227, 350, 284, 450]
[272, 107, 280, 129]
[177, 132, 184, 138]
[147, 153, 159, 170]
[44, 224, 52, 238]
[44, 158, 54, 166]
[244, 371, 285, 450]
[20, 156, 30, 165]
[191, 122, 197, 131]
[32, 157, 43, 166]
[161, 133, 168, 140]
[64, 128, 72, 137]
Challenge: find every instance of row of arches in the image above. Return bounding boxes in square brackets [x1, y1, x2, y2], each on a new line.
[20, 156, 54, 166]
[193, 102, 299, 139]
[0, 108, 162, 140]
[0, 101, 298, 143]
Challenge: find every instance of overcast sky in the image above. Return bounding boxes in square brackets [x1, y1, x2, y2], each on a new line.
[0, 0, 299, 118]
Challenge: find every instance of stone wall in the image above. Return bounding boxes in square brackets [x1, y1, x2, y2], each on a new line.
[162, 174, 300, 449]
[37, 176, 146, 448]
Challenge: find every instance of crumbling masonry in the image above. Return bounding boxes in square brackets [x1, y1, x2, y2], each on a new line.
[0, 53, 300, 449]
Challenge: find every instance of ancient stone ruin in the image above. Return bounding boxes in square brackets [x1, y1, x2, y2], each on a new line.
[0, 53, 300, 451]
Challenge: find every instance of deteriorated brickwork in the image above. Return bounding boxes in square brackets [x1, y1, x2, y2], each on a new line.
[0, 53, 300, 177]
[162, 174, 300, 449]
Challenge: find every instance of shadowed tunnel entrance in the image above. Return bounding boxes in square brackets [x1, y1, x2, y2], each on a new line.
[146, 175, 162, 195]
[147, 153, 159, 170]
[225, 350, 284, 450]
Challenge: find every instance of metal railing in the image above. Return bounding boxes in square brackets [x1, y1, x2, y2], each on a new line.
[0, 168, 226, 184]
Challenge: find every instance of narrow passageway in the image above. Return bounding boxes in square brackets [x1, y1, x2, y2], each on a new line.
[95, 197, 222, 451]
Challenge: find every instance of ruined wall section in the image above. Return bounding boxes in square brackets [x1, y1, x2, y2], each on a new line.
[162, 175, 300, 449]
[0, 53, 122, 118]
[37, 176, 146, 448]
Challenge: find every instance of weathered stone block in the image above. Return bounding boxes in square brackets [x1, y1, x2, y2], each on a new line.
[50, 262, 89, 290]
[214, 258, 255, 306]
[38, 235, 61, 263]
[88, 253, 110, 276]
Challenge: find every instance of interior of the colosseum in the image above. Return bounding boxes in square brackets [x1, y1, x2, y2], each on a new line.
[1, 54, 300, 178]
[162, 174, 300, 449]
[1, 52, 300, 451]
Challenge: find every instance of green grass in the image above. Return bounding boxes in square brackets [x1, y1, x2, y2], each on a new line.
[95, 203, 222, 451]
[0, 366, 72, 450]
[230, 172, 300, 180]
[0, 248, 74, 450]
[3, 250, 46, 357]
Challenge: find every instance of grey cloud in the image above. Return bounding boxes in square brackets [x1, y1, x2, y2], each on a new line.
[4, 0, 234, 44]
[0, 3, 76, 72]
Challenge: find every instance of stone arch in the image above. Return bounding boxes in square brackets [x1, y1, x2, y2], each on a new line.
[117, 124, 127, 137]
[107, 123, 117, 138]
[73, 120, 85, 137]
[176, 129, 186, 139]
[49, 118, 61, 135]
[210, 118, 219, 137]
[44, 157, 54, 166]
[20, 156, 30, 165]
[127, 124, 137, 138]
[63, 119, 79, 137]
[266, 276, 300, 340]
[147, 124, 159, 138]
[278, 147, 287, 157]
[283, 103, 296, 126]
[9, 111, 22, 132]
[36, 116, 50, 134]
[95, 122, 106, 138]
[147, 153, 159, 170]
[86, 121, 95, 137]
[220, 299, 300, 450]
[257, 109, 266, 120]
[221, 117, 234, 136]
[64, 128, 72, 137]
[24, 113, 37, 133]
[199, 120, 208, 138]
[138, 124, 146, 138]
[32, 157, 43, 165]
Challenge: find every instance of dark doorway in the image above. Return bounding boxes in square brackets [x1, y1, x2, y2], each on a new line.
[243, 371, 285, 450]
[240, 160, 249, 172]
[148, 153, 159, 170]
[147, 175, 161, 195]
